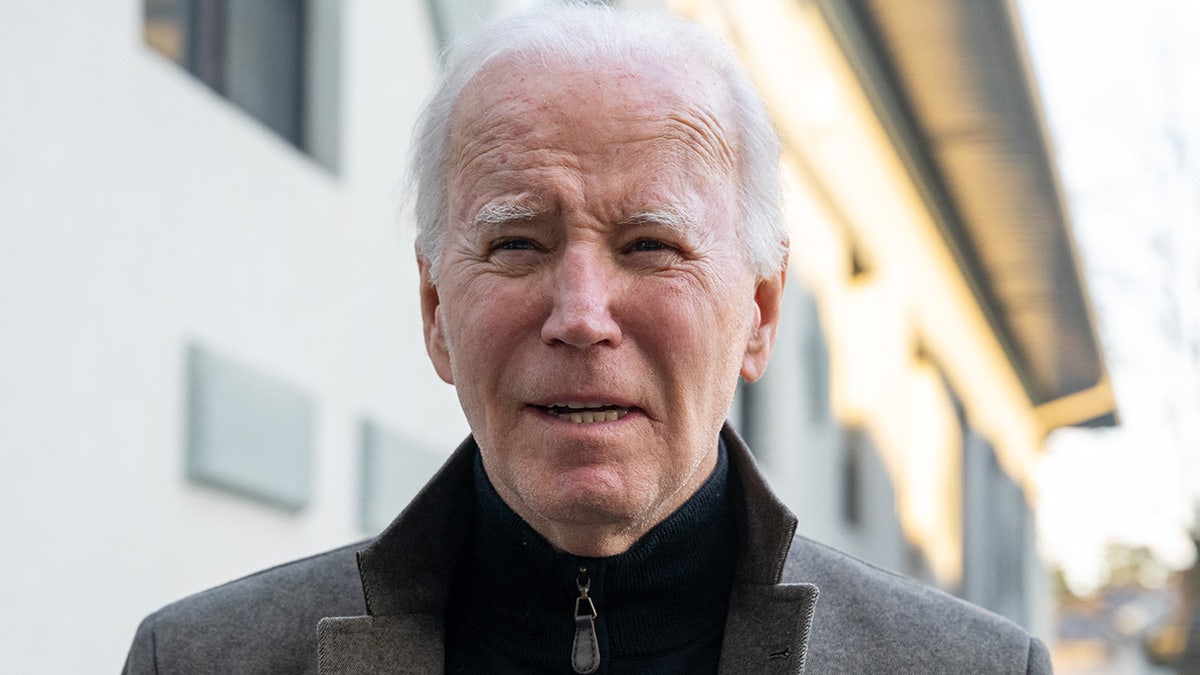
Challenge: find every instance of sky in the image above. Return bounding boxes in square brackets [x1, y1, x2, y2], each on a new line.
[1017, 0, 1200, 595]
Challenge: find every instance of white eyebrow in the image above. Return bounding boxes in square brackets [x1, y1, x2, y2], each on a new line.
[623, 206, 698, 234]
[467, 202, 698, 235]
[469, 201, 541, 232]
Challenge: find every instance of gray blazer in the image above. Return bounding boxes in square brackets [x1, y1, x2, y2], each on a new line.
[124, 427, 1052, 673]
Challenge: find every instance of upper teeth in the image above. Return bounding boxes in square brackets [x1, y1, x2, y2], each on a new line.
[547, 402, 629, 424]
[554, 402, 609, 409]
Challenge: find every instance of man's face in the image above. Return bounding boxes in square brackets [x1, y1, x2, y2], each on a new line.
[420, 55, 782, 555]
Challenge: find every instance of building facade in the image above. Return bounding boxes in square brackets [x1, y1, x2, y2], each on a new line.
[0, 1, 1110, 671]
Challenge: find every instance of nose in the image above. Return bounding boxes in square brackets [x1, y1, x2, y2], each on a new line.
[540, 247, 622, 348]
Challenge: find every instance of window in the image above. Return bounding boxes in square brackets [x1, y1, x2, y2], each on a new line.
[840, 427, 865, 526]
[800, 294, 832, 424]
[143, 0, 340, 170]
[185, 344, 314, 511]
[735, 379, 763, 455]
[359, 421, 447, 533]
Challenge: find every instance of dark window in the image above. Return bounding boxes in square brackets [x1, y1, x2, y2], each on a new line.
[737, 379, 762, 456]
[801, 295, 832, 424]
[144, 0, 338, 169]
[840, 427, 864, 525]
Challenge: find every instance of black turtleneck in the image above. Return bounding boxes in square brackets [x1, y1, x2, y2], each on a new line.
[444, 441, 737, 674]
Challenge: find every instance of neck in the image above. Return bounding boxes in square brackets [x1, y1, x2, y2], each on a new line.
[444, 440, 738, 672]
[511, 449, 721, 558]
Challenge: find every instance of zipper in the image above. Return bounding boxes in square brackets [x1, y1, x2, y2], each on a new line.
[571, 565, 600, 674]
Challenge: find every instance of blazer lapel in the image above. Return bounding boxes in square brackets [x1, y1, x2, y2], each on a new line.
[719, 426, 819, 674]
[315, 439, 479, 673]
[718, 582, 819, 675]
[320, 428, 819, 673]
[317, 615, 443, 674]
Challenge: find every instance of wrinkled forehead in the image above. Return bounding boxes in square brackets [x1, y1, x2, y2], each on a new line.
[447, 52, 740, 171]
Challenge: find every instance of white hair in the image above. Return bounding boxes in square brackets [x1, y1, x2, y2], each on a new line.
[409, 3, 787, 280]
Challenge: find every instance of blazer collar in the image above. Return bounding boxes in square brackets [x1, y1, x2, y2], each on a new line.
[720, 424, 800, 585]
[320, 425, 817, 674]
[355, 435, 477, 616]
[720, 425, 819, 674]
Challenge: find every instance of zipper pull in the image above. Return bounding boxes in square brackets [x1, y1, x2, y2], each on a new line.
[572, 565, 600, 674]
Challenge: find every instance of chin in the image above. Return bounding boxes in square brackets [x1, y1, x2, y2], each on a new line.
[528, 486, 653, 530]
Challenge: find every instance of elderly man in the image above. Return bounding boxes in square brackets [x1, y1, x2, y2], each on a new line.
[124, 5, 1052, 674]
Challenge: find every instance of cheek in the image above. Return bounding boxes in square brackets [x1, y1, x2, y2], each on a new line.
[646, 278, 751, 348]
[445, 280, 542, 377]
[624, 283, 744, 386]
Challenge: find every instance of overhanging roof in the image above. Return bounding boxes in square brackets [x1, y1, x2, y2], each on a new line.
[814, 0, 1115, 427]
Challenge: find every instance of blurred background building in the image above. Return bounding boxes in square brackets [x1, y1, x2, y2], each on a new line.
[7, 0, 1197, 673]
[696, 0, 1115, 643]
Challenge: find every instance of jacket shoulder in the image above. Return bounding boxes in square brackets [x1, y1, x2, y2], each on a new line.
[124, 542, 366, 675]
[785, 535, 1051, 674]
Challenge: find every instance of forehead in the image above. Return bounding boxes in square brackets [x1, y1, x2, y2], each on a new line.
[447, 54, 739, 186]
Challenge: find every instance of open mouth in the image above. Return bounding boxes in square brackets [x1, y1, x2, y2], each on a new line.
[536, 402, 631, 424]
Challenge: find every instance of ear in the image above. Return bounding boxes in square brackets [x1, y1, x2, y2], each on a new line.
[740, 265, 786, 383]
[418, 251, 455, 385]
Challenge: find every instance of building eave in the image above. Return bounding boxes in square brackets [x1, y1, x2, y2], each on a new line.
[814, 0, 1116, 428]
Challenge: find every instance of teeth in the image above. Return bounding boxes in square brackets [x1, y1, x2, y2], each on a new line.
[556, 402, 606, 409]
[557, 408, 628, 423]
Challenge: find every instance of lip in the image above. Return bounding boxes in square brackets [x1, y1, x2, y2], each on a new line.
[524, 393, 646, 425]
[528, 393, 640, 409]
[527, 405, 644, 426]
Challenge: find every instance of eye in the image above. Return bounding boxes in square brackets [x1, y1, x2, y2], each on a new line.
[628, 238, 668, 253]
[494, 238, 537, 251]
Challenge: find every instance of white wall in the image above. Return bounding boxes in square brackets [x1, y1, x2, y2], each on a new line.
[0, 2, 469, 671]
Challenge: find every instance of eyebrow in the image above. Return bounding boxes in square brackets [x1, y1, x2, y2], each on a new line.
[469, 200, 541, 232]
[467, 202, 699, 235]
[622, 206, 699, 235]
